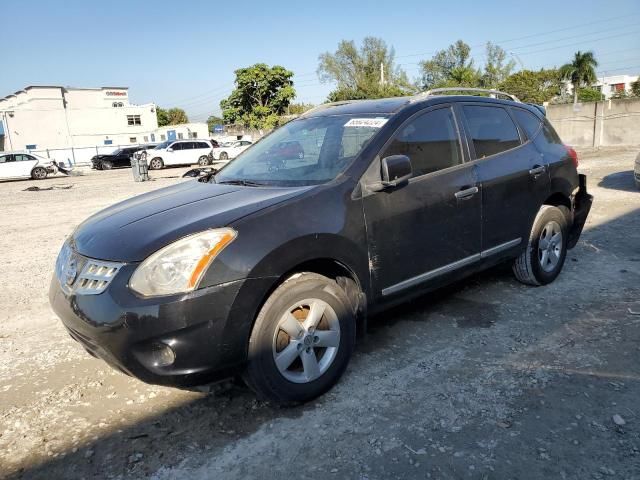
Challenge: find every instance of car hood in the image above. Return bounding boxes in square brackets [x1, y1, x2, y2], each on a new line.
[72, 180, 311, 262]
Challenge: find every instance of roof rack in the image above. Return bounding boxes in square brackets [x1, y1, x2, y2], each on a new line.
[414, 87, 520, 103]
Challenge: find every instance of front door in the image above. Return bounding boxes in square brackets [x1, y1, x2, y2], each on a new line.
[362, 105, 481, 298]
[0, 154, 14, 179]
[13, 154, 39, 177]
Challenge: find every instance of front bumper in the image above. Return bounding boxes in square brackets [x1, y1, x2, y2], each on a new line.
[49, 261, 275, 387]
[567, 173, 594, 249]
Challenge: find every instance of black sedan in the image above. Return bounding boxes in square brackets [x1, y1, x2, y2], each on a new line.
[91, 146, 151, 170]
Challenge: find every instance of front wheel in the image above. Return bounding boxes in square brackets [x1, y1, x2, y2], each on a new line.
[100, 160, 113, 170]
[149, 157, 164, 170]
[198, 155, 210, 166]
[512, 205, 569, 286]
[31, 167, 48, 180]
[219, 152, 228, 160]
[243, 273, 356, 405]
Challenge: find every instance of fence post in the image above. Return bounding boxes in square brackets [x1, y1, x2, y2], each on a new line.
[71, 147, 76, 165]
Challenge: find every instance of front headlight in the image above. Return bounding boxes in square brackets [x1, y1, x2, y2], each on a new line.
[129, 228, 237, 297]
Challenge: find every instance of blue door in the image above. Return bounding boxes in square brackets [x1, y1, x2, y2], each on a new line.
[167, 130, 176, 141]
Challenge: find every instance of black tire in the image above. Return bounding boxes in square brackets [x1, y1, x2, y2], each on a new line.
[100, 160, 113, 170]
[513, 205, 569, 286]
[198, 155, 210, 166]
[243, 273, 356, 405]
[219, 152, 228, 160]
[149, 157, 164, 170]
[31, 167, 48, 180]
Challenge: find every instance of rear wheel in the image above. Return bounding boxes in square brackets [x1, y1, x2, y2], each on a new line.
[298, 151, 304, 159]
[243, 273, 356, 405]
[149, 157, 164, 170]
[513, 205, 569, 285]
[219, 152, 228, 160]
[31, 167, 47, 180]
[198, 155, 209, 166]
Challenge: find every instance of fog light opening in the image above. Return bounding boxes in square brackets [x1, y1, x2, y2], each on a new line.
[150, 342, 176, 367]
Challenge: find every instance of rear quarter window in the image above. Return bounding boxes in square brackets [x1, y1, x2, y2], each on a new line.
[512, 108, 543, 140]
[462, 105, 521, 159]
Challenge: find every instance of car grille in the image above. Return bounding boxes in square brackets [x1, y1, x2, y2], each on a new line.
[55, 242, 124, 295]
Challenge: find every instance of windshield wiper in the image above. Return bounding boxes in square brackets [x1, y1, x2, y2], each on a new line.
[217, 179, 265, 187]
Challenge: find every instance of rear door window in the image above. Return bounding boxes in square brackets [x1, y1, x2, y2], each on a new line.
[462, 105, 521, 158]
[382, 106, 462, 178]
[512, 108, 543, 140]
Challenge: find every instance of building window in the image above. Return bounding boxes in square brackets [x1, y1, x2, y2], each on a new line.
[127, 115, 142, 126]
[130, 137, 137, 143]
[188, 131, 198, 138]
[143, 135, 149, 142]
[160, 134, 166, 141]
[177, 132, 184, 140]
[151, 133, 156, 142]
[26, 144, 37, 150]
[104, 139, 113, 145]
[112, 102, 124, 108]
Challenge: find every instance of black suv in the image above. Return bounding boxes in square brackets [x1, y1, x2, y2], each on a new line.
[91, 145, 153, 170]
[50, 89, 592, 405]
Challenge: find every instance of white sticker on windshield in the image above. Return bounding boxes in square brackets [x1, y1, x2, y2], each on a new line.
[344, 118, 388, 128]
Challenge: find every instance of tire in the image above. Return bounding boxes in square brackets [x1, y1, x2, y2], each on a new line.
[219, 152, 228, 160]
[100, 160, 113, 170]
[149, 157, 164, 170]
[298, 151, 304, 159]
[198, 155, 210, 166]
[31, 167, 48, 180]
[512, 205, 569, 286]
[243, 273, 356, 405]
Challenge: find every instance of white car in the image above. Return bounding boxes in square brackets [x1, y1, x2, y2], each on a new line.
[0, 152, 58, 180]
[143, 140, 214, 170]
[211, 140, 253, 161]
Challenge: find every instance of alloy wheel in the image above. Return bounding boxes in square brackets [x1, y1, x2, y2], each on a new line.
[538, 220, 563, 272]
[272, 298, 341, 383]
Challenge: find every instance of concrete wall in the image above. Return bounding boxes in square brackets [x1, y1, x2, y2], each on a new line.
[547, 98, 640, 147]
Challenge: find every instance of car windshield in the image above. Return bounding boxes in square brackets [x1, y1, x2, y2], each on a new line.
[154, 141, 172, 149]
[214, 114, 388, 186]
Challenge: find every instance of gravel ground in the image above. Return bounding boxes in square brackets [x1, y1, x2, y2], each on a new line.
[0, 151, 639, 480]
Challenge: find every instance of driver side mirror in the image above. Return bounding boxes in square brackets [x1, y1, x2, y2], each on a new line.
[166, 147, 173, 152]
[381, 155, 412, 187]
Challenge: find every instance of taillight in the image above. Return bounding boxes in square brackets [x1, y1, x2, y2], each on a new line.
[565, 145, 579, 168]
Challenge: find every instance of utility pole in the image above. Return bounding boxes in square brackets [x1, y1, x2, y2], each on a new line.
[380, 62, 385, 86]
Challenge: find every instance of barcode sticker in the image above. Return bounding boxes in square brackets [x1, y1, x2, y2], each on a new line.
[344, 118, 388, 128]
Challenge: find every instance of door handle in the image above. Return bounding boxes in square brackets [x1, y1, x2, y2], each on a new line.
[529, 165, 546, 177]
[455, 186, 479, 200]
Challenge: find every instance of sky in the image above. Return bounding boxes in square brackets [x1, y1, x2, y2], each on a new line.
[2, 0, 639, 122]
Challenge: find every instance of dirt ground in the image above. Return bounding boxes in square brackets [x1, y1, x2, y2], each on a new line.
[0, 151, 639, 480]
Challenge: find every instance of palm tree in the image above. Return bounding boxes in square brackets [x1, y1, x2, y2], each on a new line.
[560, 51, 599, 104]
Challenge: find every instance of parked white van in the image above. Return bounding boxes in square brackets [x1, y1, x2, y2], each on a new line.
[145, 140, 214, 170]
[0, 152, 58, 180]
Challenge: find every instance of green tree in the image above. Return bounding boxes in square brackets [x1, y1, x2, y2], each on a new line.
[220, 63, 295, 129]
[156, 107, 189, 127]
[318, 37, 414, 101]
[419, 40, 479, 89]
[559, 51, 599, 104]
[578, 87, 604, 102]
[287, 102, 315, 115]
[498, 69, 562, 104]
[206, 115, 224, 132]
[631, 79, 640, 97]
[481, 42, 516, 88]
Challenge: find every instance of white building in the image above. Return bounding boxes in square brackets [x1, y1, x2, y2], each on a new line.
[0, 86, 158, 152]
[592, 74, 638, 99]
[564, 74, 639, 100]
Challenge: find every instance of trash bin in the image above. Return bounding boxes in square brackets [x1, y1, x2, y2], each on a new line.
[131, 153, 149, 182]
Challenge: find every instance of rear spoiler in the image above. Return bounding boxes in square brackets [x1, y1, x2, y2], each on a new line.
[528, 103, 546, 116]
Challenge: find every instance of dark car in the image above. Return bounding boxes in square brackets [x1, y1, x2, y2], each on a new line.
[91, 146, 148, 170]
[50, 88, 592, 405]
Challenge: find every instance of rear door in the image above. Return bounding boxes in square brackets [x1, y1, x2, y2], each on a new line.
[458, 103, 550, 254]
[362, 104, 481, 298]
[14, 154, 39, 177]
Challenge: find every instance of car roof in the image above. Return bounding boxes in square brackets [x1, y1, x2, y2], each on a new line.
[302, 93, 544, 119]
